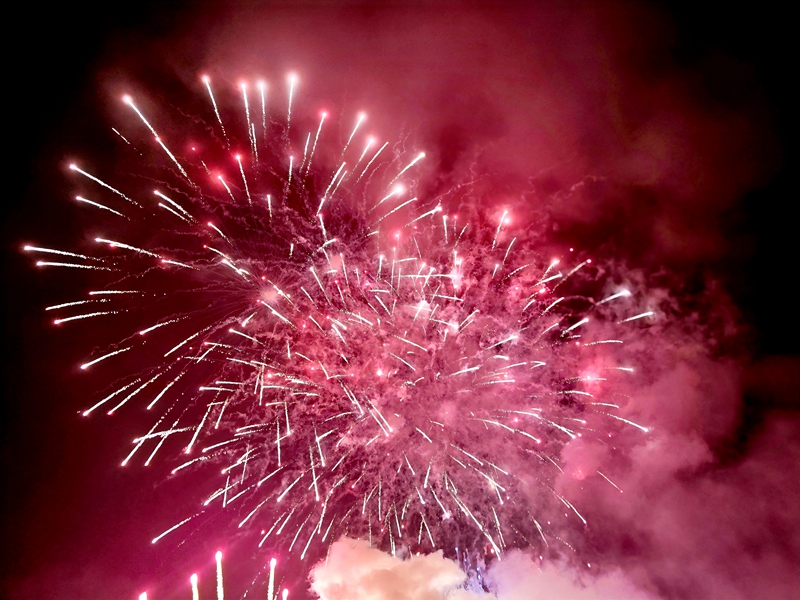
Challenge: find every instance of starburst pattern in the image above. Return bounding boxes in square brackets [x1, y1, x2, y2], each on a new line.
[26, 73, 653, 578]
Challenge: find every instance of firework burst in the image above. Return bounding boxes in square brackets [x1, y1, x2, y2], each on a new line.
[26, 72, 653, 589]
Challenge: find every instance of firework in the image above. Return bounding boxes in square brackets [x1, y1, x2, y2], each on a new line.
[138, 552, 288, 600]
[26, 72, 653, 590]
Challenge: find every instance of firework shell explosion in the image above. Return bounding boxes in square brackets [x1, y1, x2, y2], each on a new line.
[26, 73, 655, 590]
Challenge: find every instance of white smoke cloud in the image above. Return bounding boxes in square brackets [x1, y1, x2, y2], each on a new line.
[310, 539, 654, 600]
[487, 552, 655, 600]
[310, 538, 491, 600]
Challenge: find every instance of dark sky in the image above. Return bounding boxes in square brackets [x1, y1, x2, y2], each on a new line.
[2, 2, 798, 599]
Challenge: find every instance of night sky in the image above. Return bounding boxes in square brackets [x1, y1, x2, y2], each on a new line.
[2, 2, 798, 599]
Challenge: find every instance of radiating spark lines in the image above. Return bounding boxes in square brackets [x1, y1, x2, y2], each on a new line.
[29, 71, 654, 592]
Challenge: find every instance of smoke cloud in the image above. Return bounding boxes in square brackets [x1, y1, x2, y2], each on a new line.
[273, 3, 795, 597]
[310, 538, 490, 599]
[311, 539, 657, 599]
